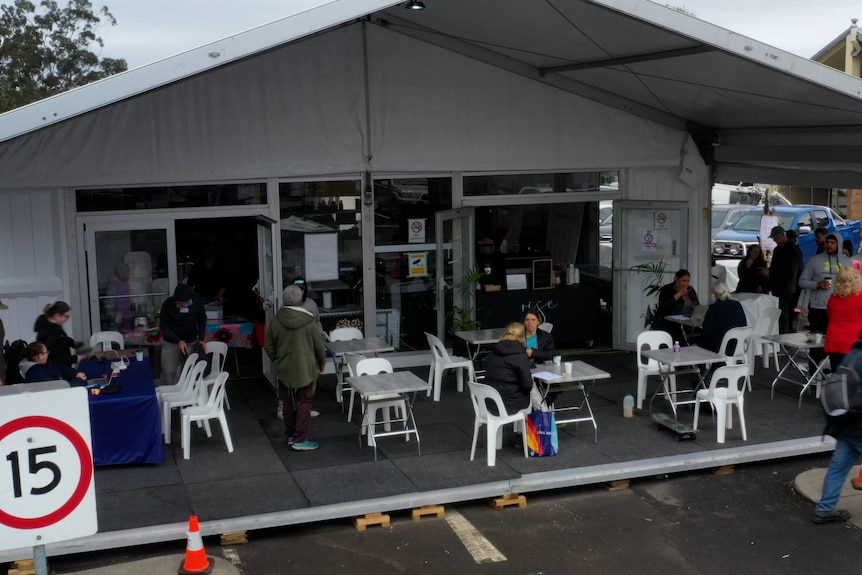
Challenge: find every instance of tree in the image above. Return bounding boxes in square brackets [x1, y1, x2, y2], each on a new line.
[0, 0, 127, 113]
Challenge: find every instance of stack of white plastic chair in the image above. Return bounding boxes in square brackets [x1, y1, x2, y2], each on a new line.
[202, 341, 229, 409]
[161, 360, 208, 444]
[181, 371, 233, 459]
[157, 353, 198, 403]
[90, 331, 125, 351]
[751, 307, 781, 372]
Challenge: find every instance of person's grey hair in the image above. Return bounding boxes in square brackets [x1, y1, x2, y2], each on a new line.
[282, 284, 303, 306]
[713, 282, 731, 301]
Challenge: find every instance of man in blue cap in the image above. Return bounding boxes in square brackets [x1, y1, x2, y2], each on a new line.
[766, 225, 801, 333]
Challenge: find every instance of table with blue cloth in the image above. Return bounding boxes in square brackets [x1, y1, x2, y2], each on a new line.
[79, 357, 164, 466]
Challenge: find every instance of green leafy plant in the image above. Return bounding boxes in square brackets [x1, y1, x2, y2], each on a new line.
[449, 265, 485, 333]
[629, 259, 668, 326]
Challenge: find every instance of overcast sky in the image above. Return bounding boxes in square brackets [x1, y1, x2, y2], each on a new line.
[98, 1, 859, 70]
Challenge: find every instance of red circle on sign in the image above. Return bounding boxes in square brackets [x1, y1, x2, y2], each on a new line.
[0, 416, 93, 530]
[411, 221, 423, 233]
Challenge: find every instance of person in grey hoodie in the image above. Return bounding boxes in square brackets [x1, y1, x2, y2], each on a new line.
[799, 233, 852, 368]
[265, 285, 326, 451]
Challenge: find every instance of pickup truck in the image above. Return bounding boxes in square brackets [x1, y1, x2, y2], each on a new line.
[711, 205, 861, 266]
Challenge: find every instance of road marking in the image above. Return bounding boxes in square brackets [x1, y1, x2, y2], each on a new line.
[445, 509, 507, 564]
[222, 547, 242, 566]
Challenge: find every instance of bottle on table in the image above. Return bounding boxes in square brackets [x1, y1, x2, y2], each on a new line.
[673, 341, 681, 353]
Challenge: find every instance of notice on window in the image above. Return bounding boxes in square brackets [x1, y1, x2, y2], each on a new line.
[408, 218, 426, 243]
[641, 229, 657, 252]
[408, 252, 428, 278]
[305, 233, 339, 281]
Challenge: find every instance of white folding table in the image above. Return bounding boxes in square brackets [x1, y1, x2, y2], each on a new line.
[531, 360, 610, 443]
[642, 346, 727, 417]
[762, 332, 828, 409]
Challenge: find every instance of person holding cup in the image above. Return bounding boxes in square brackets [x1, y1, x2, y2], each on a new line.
[522, 308, 556, 364]
[799, 233, 852, 369]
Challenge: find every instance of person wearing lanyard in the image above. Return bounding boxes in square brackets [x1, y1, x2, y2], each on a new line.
[799, 233, 852, 370]
[159, 284, 207, 386]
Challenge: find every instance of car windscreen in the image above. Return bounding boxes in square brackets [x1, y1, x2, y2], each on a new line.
[731, 212, 765, 232]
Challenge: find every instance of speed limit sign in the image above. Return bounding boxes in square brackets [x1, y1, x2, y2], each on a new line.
[0, 386, 97, 550]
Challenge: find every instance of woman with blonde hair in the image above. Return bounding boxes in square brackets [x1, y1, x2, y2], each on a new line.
[484, 322, 540, 415]
[825, 266, 862, 368]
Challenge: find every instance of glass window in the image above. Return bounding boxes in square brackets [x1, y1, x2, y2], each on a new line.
[374, 177, 452, 350]
[76, 183, 266, 212]
[464, 171, 618, 196]
[279, 180, 363, 335]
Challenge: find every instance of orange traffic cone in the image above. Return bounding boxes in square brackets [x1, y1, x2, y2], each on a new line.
[852, 467, 862, 491]
[178, 515, 213, 574]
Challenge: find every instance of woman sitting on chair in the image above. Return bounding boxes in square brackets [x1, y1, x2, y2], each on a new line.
[21, 343, 87, 385]
[484, 322, 543, 415]
[523, 308, 555, 364]
[698, 283, 746, 354]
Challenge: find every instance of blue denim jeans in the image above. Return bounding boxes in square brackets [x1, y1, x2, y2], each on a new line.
[815, 435, 862, 513]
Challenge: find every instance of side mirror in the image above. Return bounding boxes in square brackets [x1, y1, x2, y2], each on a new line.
[798, 226, 811, 235]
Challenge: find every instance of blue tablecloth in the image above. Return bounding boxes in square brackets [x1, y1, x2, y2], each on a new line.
[80, 357, 164, 466]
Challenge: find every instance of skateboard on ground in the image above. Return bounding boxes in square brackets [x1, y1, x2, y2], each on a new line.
[652, 412, 696, 441]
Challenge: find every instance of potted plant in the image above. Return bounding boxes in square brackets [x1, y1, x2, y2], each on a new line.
[629, 259, 667, 328]
[449, 265, 485, 334]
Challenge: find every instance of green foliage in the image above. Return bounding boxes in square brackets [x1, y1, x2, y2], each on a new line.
[629, 259, 667, 298]
[449, 265, 485, 333]
[0, 0, 127, 112]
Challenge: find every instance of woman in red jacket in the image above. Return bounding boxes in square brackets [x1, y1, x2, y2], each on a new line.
[825, 266, 862, 368]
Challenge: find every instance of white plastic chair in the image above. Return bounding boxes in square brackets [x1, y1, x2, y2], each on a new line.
[343, 352, 367, 422]
[354, 357, 407, 447]
[90, 331, 125, 351]
[202, 341, 229, 410]
[329, 327, 364, 406]
[425, 332, 475, 402]
[635, 330, 675, 410]
[717, 326, 753, 390]
[181, 371, 233, 459]
[467, 380, 529, 466]
[538, 322, 553, 333]
[751, 307, 781, 371]
[692, 364, 748, 443]
[162, 360, 208, 444]
[156, 352, 199, 403]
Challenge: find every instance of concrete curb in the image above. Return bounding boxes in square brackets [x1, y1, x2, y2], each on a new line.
[60, 554, 241, 574]
[794, 465, 862, 525]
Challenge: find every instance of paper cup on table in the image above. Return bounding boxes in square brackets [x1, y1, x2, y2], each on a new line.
[563, 361, 572, 375]
[322, 291, 333, 309]
[135, 349, 144, 362]
[553, 355, 561, 367]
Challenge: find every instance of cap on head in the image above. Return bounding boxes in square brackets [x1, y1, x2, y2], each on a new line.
[826, 233, 839, 243]
[769, 226, 786, 239]
[173, 284, 193, 302]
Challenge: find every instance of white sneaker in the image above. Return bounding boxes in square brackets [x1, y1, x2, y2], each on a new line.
[311, 410, 320, 418]
[277, 399, 284, 420]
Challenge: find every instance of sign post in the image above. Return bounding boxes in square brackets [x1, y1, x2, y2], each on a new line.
[0, 386, 97, 574]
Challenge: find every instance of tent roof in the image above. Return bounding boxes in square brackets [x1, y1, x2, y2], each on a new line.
[2, 0, 862, 183]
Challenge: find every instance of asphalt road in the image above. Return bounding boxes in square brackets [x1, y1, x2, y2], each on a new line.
[43, 453, 862, 574]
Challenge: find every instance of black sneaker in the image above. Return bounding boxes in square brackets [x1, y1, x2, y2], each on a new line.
[812, 509, 851, 524]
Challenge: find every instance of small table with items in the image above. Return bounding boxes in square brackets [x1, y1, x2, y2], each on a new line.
[79, 354, 164, 466]
[531, 360, 610, 443]
[642, 346, 727, 417]
[121, 316, 256, 349]
[762, 332, 829, 409]
[345, 370, 430, 461]
[663, 314, 702, 346]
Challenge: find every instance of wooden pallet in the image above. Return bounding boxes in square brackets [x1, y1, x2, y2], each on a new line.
[7, 559, 35, 575]
[491, 493, 527, 510]
[354, 512, 390, 531]
[411, 504, 445, 520]
[607, 479, 631, 491]
[220, 531, 248, 545]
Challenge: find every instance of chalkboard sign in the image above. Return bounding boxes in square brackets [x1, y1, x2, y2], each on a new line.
[532, 258, 553, 290]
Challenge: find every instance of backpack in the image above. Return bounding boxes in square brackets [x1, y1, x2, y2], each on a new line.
[3, 339, 28, 385]
[820, 348, 862, 422]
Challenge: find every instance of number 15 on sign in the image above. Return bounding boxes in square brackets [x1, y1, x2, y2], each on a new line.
[0, 387, 97, 551]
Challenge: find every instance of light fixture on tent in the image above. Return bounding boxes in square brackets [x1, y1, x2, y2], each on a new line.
[404, 0, 425, 9]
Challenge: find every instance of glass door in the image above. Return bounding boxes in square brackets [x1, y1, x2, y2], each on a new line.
[82, 219, 177, 336]
[435, 207, 475, 341]
[256, 216, 278, 385]
[612, 201, 688, 349]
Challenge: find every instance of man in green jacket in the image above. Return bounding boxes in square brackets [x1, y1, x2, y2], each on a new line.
[265, 284, 326, 451]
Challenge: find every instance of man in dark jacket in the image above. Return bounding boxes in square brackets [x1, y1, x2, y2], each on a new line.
[265, 284, 326, 451]
[159, 284, 206, 386]
[766, 226, 800, 333]
[813, 345, 862, 524]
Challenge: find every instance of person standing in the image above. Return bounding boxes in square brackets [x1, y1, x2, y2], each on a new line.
[814, 226, 828, 255]
[736, 245, 769, 294]
[824, 266, 862, 369]
[766, 226, 800, 334]
[265, 284, 326, 451]
[0, 296, 7, 385]
[34, 301, 80, 367]
[799, 233, 852, 350]
[813, 340, 862, 524]
[159, 284, 207, 386]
